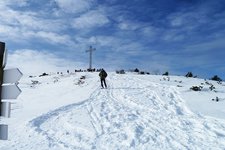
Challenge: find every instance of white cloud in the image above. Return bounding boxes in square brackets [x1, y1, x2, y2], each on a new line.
[0, 6, 66, 32]
[55, 0, 93, 14]
[6, 49, 85, 75]
[90, 36, 121, 47]
[167, 8, 209, 30]
[162, 30, 185, 41]
[0, 24, 74, 46]
[0, 25, 21, 41]
[0, 2, 73, 46]
[184, 38, 225, 53]
[170, 17, 183, 27]
[72, 9, 109, 29]
[118, 21, 143, 31]
[118, 22, 137, 30]
[0, 0, 28, 7]
[140, 26, 158, 38]
[117, 21, 158, 41]
[30, 31, 74, 45]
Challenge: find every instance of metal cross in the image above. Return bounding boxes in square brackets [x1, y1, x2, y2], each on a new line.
[86, 46, 96, 70]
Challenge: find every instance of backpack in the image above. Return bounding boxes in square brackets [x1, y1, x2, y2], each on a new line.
[100, 70, 107, 78]
[103, 71, 107, 78]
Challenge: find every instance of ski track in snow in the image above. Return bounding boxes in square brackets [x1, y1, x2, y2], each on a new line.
[5, 73, 225, 150]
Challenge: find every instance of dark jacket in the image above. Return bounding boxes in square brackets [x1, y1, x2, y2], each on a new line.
[99, 70, 107, 79]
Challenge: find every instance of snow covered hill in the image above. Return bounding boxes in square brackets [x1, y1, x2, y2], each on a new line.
[0, 72, 225, 150]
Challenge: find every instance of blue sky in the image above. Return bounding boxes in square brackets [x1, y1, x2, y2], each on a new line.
[0, 0, 225, 78]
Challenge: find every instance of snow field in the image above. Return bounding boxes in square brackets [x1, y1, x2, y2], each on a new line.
[0, 72, 225, 150]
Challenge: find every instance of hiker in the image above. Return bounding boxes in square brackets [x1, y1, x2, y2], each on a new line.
[99, 69, 107, 88]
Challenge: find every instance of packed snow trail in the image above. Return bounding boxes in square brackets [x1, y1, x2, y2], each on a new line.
[1, 73, 225, 150]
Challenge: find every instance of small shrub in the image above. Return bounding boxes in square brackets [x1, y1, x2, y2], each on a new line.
[163, 71, 169, 76]
[116, 70, 125, 74]
[29, 75, 36, 78]
[211, 75, 222, 82]
[209, 85, 215, 91]
[76, 80, 85, 85]
[134, 68, 139, 72]
[175, 80, 182, 83]
[30, 80, 41, 88]
[212, 97, 219, 102]
[163, 77, 170, 81]
[205, 81, 212, 85]
[87, 68, 95, 72]
[80, 76, 86, 80]
[31, 80, 39, 85]
[217, 81, 222, 84]
[39, 72, 49, 77]
[190, 86, 203, 91]
[186, 72, 193, 77]
[53, 77, 59, 83]
[139, 71, 145, 75]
